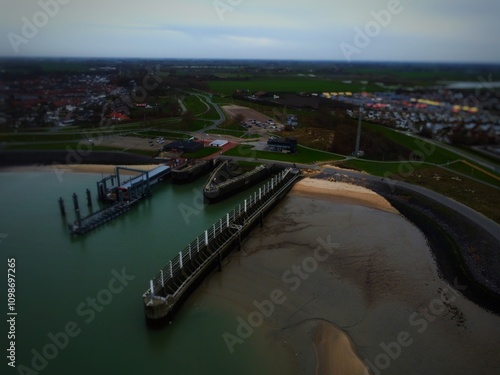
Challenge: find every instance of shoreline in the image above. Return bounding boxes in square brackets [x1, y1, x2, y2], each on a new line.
[290, 177, 399, 214]
[312, 320, 369, 375]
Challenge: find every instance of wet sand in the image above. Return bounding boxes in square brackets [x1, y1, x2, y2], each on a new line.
[195, 177, 500, 375]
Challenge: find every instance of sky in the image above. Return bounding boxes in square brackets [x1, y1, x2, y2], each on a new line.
[1, 0, 499, 63]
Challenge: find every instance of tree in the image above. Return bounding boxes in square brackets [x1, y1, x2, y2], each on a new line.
[166, 102, 181, 117]
[181, 110, 195, 130]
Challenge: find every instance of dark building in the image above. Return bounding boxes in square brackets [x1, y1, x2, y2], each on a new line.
[162, 140, 204, 153]
[267, 137, 297, 153]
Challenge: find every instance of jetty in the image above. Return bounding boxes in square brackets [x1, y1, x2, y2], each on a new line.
[142, 167, 301, 322]
[65, 165, 170, 235]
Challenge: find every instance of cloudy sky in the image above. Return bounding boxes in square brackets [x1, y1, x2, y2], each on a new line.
[1, 0, 499, 63]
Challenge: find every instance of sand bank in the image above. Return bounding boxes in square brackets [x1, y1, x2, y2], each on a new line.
[291, 177, 398, 214]
[313, 321, 369, 375]
[194, 177, 500, 375]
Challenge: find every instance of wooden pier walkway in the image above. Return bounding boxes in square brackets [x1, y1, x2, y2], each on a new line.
[142, 167, 301, 322]
[68, 199, 139, 235]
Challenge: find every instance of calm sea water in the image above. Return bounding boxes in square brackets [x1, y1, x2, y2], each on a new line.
[0, 171, 291, 375]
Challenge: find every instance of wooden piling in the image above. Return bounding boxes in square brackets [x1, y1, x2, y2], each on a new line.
[72, 193, 79, 211]
[58, 197, 66, 216]
[86, 189, 92, 207]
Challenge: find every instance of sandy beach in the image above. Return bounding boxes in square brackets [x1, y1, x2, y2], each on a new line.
[290, 177, 399, 214]
[194, 177, 500, 375]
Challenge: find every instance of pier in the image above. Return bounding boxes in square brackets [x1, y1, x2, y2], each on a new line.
[142, 167, 301, 322]
[66, 164, 170, 235]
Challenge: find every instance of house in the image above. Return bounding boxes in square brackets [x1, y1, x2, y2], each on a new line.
[209, 140, 229, 148]
[162, 140, 204, 153]
[110, 112, 129, 121]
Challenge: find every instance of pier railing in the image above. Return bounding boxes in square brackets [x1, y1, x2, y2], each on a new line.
[143, 167, 300, 314]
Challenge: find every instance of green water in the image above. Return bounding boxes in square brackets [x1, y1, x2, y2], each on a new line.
[0, 172, 287, 375]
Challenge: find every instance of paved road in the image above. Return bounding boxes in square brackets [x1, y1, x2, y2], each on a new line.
[191, 93, 226, 130]
[399, 131, 500, 173]
[178, 98, 187, 114]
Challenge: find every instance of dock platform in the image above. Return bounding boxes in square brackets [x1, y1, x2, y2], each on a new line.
[142, 167, 301, 322]
[68, 164, 170, 235]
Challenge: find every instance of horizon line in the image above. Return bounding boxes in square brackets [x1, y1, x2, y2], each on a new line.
[1, 56, 500, 67]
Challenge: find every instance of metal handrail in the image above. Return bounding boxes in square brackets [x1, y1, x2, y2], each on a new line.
[143, 168, 299, 298]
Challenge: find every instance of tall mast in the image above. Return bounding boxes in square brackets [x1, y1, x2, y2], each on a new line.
[354, 106, 362, 156]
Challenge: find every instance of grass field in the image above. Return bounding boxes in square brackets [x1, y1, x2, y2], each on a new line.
[336, 159, 408, 176]
[162, 119, 212, 131]
[206, 129, 246, 137]
[338, 157, 500, 187]
[3, 142, 153, 156]
[402, 166, 500, 223]
[223, 144, 342, 164]
[362, 123, 461, 164]
[0, 133, 87, 143]
[183, 146, 220, 159]
[360, 123, 500, 183]
[446, 161, 500, 187]
[4, 142, 77, 151]
[341, 66, 483, 84]
[1, 129, 189, 145]
[124, 131, 187, 139]
[184, 95, 209, 116]
[208, 78, 381, 96]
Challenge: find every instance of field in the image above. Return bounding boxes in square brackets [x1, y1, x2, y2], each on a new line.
[223, 144, 342, 164]
[208, 78, 381, 96]
[184, 95, 210, 116]
[402, 166, 500, 223]
[182, 146, 221, 159]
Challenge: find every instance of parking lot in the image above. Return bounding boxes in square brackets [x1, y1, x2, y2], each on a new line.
[222, 105, 284, 134]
